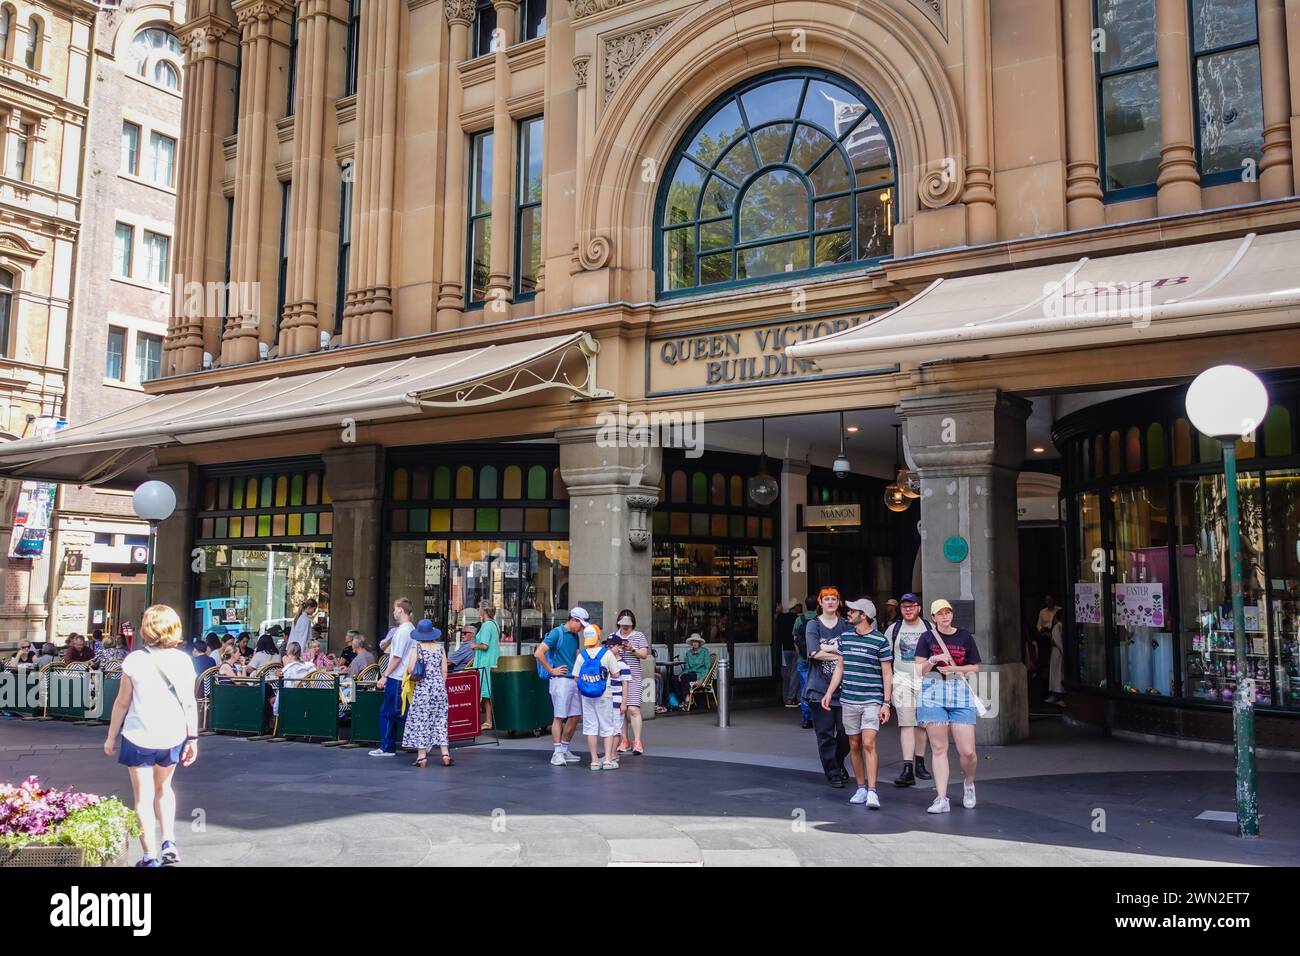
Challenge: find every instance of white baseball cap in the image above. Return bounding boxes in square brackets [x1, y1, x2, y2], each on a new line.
[569, 607, 590, 623]
[845, 598, 876, 619]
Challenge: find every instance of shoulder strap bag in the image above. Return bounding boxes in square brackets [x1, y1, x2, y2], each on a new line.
[927, 630, 989, 717]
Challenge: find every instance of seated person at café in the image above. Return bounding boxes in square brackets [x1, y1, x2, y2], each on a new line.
[94, 634, 127, 668]
[63, 633, 96, 665]
[671, 634, 713, 706]
[265, 624, 285, 653]
[236, 633, 253, 659]
[35, 643, 57, 668]
[273, 643, 316, 721]
[6, 641, 36, 668]
[217, 645, 248, 679]
[304, 639, 331, 670]
[191, 640, 216, 676]
[345, 633, 375, 677]
[339, 630, 359, 668]
[247, 635, 282, 672]
[205, 633, 223, 669]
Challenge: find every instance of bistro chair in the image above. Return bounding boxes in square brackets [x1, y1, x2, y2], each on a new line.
[683, 654, 720, 713]
[252, 662, 282, 680]
[64, 661, 90, 672]
[195, 666, 219, 732]
[377, 653, 390, 674]
[38, 663, 65, 719]
[355, 662, 380, 684]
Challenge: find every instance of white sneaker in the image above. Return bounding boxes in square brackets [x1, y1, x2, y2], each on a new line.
[926, 795, 951, 814]
[849, 787, 868, 805]
[550, 751, 567, 766]
[963, 784, 977, 809]
[603, 759, 619, 771]
[866, 790, 881, 810]
[590, 761, 602, 771]
[562, 750, 581, 763]
[368, 749, 395, 757]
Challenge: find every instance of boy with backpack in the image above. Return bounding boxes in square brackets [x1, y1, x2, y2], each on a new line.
[574, 624, 627, 771]
[885, 593, 933, 786]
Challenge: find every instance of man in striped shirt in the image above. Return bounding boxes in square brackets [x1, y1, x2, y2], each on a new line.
[822, 598, 893, 809]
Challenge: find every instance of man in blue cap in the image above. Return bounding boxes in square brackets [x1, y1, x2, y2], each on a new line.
[534, 607, 589, 766]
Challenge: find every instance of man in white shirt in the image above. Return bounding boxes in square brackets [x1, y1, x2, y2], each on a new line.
[885, 594, 933, 788]
[288, 599, 317, 654]
[371, 598, 415, 757]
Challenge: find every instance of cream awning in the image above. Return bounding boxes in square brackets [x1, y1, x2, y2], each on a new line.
[787, 231, 1300, 370]
[0, 332, 605, 487]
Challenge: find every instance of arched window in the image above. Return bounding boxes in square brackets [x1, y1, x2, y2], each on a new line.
[657, 70, 896, 295]
[0, 6, 13, 60]
[24, 14, 40, 71]
[131, 27, 182, 91]
[0, 269, 12, 357]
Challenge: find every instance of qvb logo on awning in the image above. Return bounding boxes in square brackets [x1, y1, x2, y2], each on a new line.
[1041, 274, 1191, 328]
[0, 668, 103, 718]
[49, 887, 151, 937]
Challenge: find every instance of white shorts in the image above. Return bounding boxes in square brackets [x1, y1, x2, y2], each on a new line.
[549, 677, 581, 719]
[580, 695, 617, 737]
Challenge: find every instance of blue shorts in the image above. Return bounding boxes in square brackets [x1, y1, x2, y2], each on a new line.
[118, 736, 183, 767]
[916, 705, 978, 726]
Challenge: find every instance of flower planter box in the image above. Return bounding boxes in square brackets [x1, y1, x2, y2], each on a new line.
[0, 842, 127, 867]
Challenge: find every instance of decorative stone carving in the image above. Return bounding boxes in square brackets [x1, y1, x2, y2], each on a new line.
[570, 0, 633, 20]
[233, 0, 289, 30]
[445, 0, 477, 24]
[573, 55, 589, 88]
[577, 233, 612, 270]
[919, 161, 962, 208]
[624, 492, 658, 552]
[908, 0, 945, 34]
[603, 23, 669, 105]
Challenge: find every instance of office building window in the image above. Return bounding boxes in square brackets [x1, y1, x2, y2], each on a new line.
[521, 0, 546, 41]
[336, 174, 352, 334]
[345, 0, 360, 97]
[106, 326, 126, 380]
[277, 181, 291, 331]
[1189, 0, 1263, 182]
[472, 0, 497, 57]
[223, 196, 234, 317]
[0, 7, 11, 60]
[135, 332, 162, 382]
[466, 131, 493, 306]
[121, 121, 140, 175]
[24, 14, 39, 71]
[12, 122, 30, 180]
[0, 270, 11, 357]
[113, 223, 134, 278]
[233, 44, 242, 133]
[1095, 0, 1161, 197]
[143, 231, 170, 286]
[131, 26, 182, 91]
[515, 117, 543, 299]
[148, 131, 176, 187]
[286, 13, 297, 116]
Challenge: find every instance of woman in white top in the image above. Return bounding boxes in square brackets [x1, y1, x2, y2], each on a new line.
[103, 605, 199, 868]
[247, 634, 282, 673]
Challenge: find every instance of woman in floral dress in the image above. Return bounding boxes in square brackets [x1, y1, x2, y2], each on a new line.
[401, 620, 452, 767]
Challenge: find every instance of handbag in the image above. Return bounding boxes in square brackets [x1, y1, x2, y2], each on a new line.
[928, 630, 989, 718]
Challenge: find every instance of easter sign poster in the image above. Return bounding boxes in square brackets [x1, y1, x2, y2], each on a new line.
[1114, 583, 1165, 628]
[1074, 582, 1102, 625]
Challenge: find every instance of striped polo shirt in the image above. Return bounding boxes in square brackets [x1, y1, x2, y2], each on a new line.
[608, 657, 632, 704]
[838, 629, 892, 705]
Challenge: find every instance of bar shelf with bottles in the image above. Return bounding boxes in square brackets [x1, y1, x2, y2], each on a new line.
[651, 542, 759, 648]
[1185, 622, 1273, 704]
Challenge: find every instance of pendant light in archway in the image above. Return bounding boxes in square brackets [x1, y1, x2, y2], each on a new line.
[832, 412, 850, 478]
[884, 424, 914, 512]
[747, 418, 780, 507]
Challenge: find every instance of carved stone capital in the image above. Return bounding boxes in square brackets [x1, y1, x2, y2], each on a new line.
[577, 233, 612, 270]
[233, 0, 290, 31]
[444, 0, 477, 25]
[573, 55, 590, 88]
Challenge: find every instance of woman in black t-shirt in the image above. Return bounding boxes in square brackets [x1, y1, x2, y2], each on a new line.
[914, 599, 982, 815]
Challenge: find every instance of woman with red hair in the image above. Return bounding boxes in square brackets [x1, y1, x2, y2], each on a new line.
[802, 587, 854, 788]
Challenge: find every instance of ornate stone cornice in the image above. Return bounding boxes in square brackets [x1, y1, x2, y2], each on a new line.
[603, 23, 668, 105]
[570, 0, 632, 20]
[232, 0, 291, 30]
[444, 0, 476, 25]
[180, 15, 235, 60]
[572, 55, 589, 88]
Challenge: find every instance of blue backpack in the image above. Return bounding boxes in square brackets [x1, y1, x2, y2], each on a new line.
[576, 649, 608, 699]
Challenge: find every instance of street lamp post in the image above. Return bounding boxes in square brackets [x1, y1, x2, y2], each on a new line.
[133, 481, 177, 607]
[1185, 365, 1268, 839]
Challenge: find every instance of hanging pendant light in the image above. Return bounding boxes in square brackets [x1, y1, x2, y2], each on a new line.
[832, 412, 850, 478]
[747, 418, 780, 506]
[884, 423, 913, 513]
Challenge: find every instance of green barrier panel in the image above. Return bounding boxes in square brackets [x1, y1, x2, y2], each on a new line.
[278, 676, 339, 740]
[46, 672, 91, 720]
[97, 677, 121, 721]
[350, 688, 382, 745]
[6, 667, 42, 717]
[492, 664, 553, 736]
[211, 680, 268, 735]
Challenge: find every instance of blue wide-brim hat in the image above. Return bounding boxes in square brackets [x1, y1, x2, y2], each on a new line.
[414, 619, 442, 641]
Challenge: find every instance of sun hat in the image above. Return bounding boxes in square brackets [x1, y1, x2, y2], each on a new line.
[686, 633, 705, 645]
[930, 599, 953, 615]
[885, 598, 899, 607]
[583, 624, 601, 648]
[845, 598, 876, 619]
[616, 615, 634, 627]
[414, 619, 443, 641]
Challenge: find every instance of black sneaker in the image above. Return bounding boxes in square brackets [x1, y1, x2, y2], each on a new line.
[894, 762, 916, 787]
[160, 840, 180, 866]
[829, 774, 846, 789]
[914, 757, 933, 781]
[800, 718, 813, 729]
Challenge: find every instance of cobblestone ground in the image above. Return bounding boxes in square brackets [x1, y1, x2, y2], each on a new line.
[3, 710, 1297, 866]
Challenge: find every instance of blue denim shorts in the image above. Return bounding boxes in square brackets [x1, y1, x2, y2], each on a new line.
[916, 705, 978, 726]
[118, 736, 183, 767]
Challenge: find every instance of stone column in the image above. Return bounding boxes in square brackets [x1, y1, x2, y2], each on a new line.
[483, 0, 519, 314]
[898, 390, 1031, 746]
[780, 459, 809, 607]
[557, 427, 661, 633]
[149, 463, 199, 622]
[170, 16, 234, 375]
[224, 0, 291, 365]
[961, 0, 997, 243]
[1287, 0, 1300, 195]
[1155, 0, 1200, 213]
[1258, 0, 1294, 198]
[434, 1, 475, 332]
[341, 0, 401, 344]
[323, 445, 385, 653]
[1062, 0, 1104, 227]
[280, 0, 345, 356]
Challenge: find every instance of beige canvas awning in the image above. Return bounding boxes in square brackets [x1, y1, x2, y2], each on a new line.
[0, 332, 606, 487]
[787, 230, 1300, 370]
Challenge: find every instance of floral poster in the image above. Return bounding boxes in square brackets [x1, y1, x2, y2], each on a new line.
[1074, 582, 1102, 625]
[1114, 582, 1165, 628]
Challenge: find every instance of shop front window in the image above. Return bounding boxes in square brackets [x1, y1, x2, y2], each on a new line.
[193, 543, 330, 640]
[1176, 473, 1268, 705]
[1112, 483, 1174, 695]
[1265, 471, 1300, 708]
[1073, 492, 1107, 687]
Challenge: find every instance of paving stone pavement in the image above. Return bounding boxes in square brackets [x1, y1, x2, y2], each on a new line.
[2, 710, 1298, 867]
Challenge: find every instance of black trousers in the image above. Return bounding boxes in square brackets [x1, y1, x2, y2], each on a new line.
[810, 701, 849, 780]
